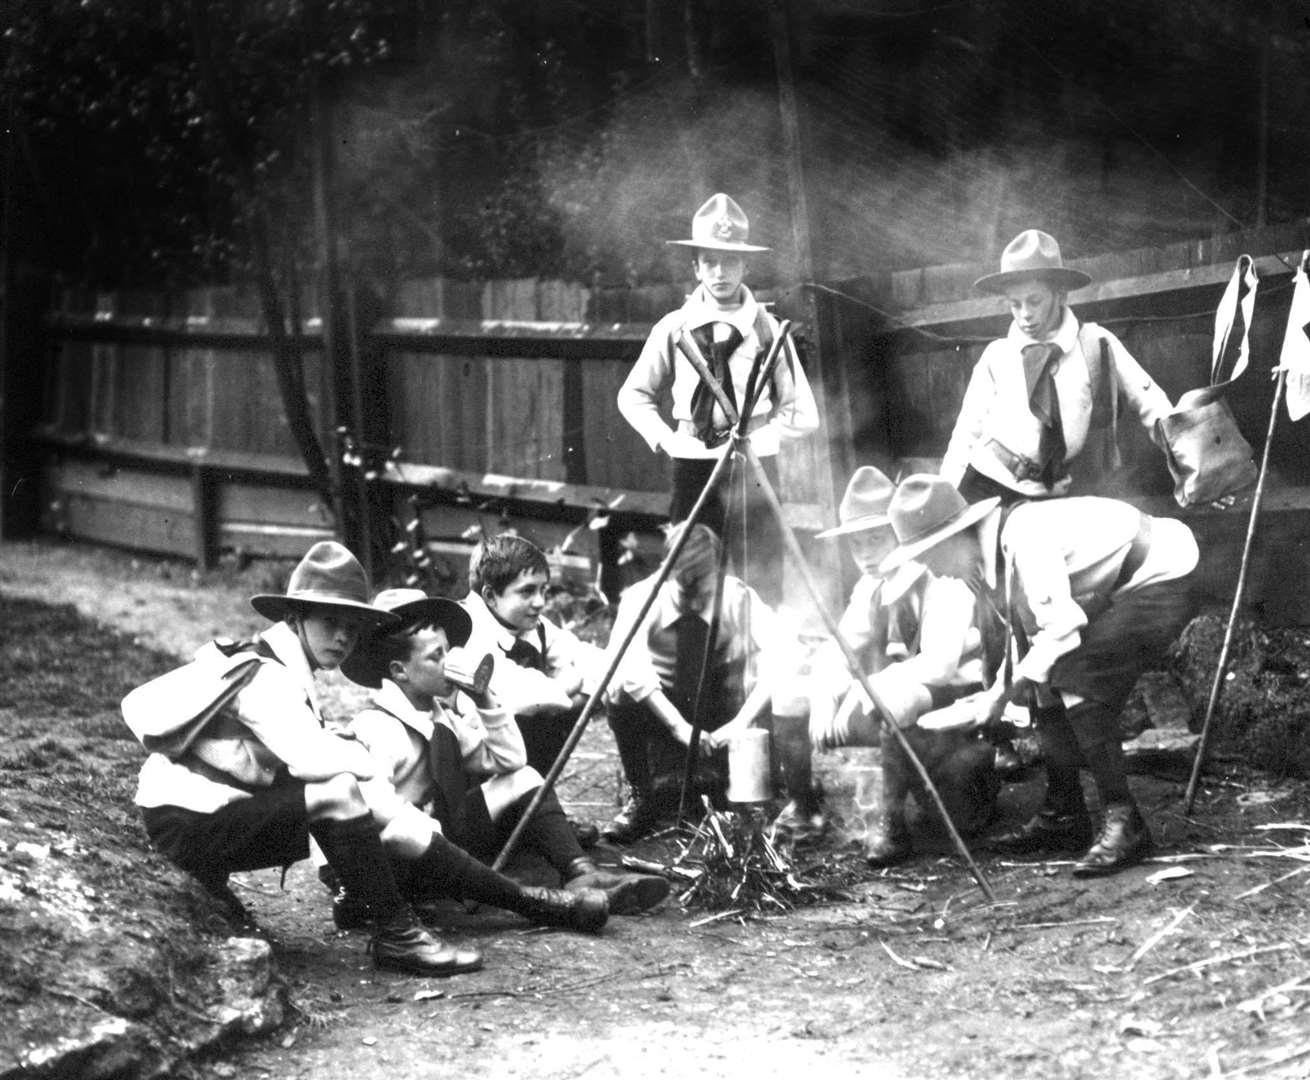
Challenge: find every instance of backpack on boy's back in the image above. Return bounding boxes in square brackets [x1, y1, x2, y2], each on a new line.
[121, 638, 274, 760]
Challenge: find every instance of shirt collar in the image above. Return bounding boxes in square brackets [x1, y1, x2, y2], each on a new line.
[373, 679, 436, 740]
[259, 620, 322, 718]
[464, 591, 529, 653]
[654, 581, 713, 631]
[1006, 306, 1079, 354]
[683, 284, 760, 336]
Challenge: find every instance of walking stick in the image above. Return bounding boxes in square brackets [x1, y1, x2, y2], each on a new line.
[1183, 368, 1288, 815]
[490, 430, 740, 872]
[735, 435, 996, 901]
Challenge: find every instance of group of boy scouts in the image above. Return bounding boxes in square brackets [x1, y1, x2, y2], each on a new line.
[131, 194, 1202, 981]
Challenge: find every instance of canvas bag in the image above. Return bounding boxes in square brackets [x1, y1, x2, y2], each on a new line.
[1156, 255, 1260, 507]
[121, 640, 265, 758]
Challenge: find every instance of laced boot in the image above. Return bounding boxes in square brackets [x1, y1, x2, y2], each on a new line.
[601, 792, 659, 845]
[1072, 802, 1153, 878]
[504, 884, 609, 933]
[563, 857, 670, 915]
[370, 908, 484, 978]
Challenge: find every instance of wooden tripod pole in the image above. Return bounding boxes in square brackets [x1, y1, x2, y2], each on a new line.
[490, 440, 739, 873]
[734, 436, 996, 901]
[675, 321, 793, 821]
[1183, 365, 1287, 815]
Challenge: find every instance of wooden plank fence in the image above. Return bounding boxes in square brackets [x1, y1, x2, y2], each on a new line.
[32, 277, 838, 606]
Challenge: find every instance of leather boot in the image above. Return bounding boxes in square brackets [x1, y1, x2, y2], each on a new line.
[563, 857, 670, 915]
[310, 815, 482, 976]
[602, 721, 658, 845]
[503, 884, 609, 933]
[370, 908, 484, 977]
[1072, 802, 1153, 877]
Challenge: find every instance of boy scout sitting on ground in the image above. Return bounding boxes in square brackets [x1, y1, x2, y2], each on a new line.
[809, 473, 1003, 866]
[460, 533, 605, 847]
[132, 541, 483, 978]
[601, 521, 814, 844]
[338, 588, 668, 918]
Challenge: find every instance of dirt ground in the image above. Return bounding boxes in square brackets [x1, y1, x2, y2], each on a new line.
[3, 537, 1310, 1080]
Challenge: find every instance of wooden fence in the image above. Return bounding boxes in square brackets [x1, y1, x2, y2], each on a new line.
[28, 219, 1310, 621]
[32, 277, 841, 604]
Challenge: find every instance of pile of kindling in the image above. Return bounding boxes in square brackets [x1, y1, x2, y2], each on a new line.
[622, 798, 859, 921]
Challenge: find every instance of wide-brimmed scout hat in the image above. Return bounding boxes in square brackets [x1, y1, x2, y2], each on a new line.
[816, 466, 896, 539]
[341, 587, 474, 688]
[250, 541, 398, 625]
[667, 193, 770, 254]
[878, 475, 1000, 574]
[973, 229, 1092, 294]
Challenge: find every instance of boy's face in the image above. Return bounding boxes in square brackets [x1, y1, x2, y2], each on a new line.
[847, 525, 898, 577]
[484, 569, 548, 633]
[294, 610, 365, 671]
[671, 555, 717, 614]
[393, 625, 453, 702]
[1003, 278, 1064, 340]
[693, 250, 746, 302]
[919, 532, 983, 582]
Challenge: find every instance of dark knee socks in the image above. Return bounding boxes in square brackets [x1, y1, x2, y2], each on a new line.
[309, 814, 406, 922]
[1065, 701, 1132, 806]
[409, 829, 524, 911]
[1033, 705, 1087, 813]
[502, 789, 584, 878]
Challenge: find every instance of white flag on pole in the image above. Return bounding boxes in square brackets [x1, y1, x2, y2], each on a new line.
[1279, 253, 1310, 423]
[1211, 253, 1258, 385]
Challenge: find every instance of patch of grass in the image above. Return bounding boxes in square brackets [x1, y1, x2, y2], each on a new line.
[0, 595, 179, 720]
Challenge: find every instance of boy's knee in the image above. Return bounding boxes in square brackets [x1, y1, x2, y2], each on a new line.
[305, 773, 367, 820]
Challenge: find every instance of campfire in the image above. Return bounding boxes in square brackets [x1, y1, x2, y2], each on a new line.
[622, 798, 862, 922]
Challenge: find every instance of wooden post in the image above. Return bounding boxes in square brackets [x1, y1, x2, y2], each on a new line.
[190, 463, 217, 570]
[768, 0, 844, 610]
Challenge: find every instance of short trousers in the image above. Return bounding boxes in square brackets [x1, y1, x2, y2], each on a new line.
[1050, 575, 1198, 713]
[141, 781, 309, 884]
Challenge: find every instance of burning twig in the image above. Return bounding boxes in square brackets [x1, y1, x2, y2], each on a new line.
[652, 798, 862, 917]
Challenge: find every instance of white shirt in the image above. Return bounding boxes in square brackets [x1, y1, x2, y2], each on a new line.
[942, 309, 1171, 497]
[617, 284, 819, 460]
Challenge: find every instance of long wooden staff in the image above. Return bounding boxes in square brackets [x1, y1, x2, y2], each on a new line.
[1183, 367, 1289, 814]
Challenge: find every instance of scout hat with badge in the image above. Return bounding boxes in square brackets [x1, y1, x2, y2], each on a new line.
[341, 587, 486, 690]
[878, 474, 1000, 574]
[816, 466, 896, 539]
[973, 229, 1092, 295]
[249, 541, 398, 626]
[667, 193, 770, 254]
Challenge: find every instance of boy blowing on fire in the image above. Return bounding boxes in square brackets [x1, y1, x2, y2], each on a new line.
[601, 521, 815, 844]
[808, 469, 1003, 866]
[878, 474, 1198, 877]
[338, 588, 668, 918]
[617, 192, 819, 605]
